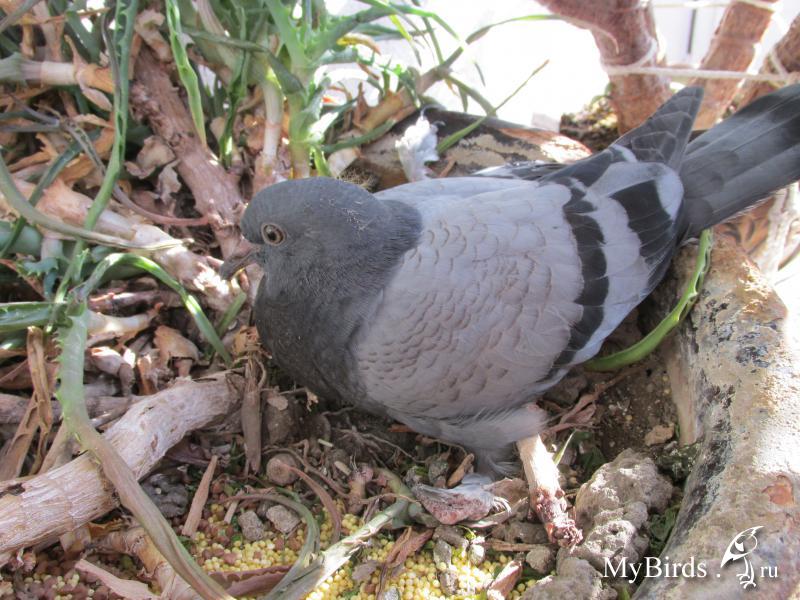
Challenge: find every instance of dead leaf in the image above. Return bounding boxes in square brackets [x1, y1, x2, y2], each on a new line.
[447, 453, 474, 488]
[266, 388, 288, 410]
[487, 559, 522, 600]
[209, 564, 290, 596]
[75, 559, 158, 599]
[154, 326, 200, 367]
[232, 326, 261, 356]
[243, 357, 266, 473]
[352, 560, 380, 583]
[135, 9, 172, 62]
[0, 328, 53, 479]
[157, 162, 182, 202]
[182, 455, 218, 537]
[377, 528, 433, 596]
[125, 135, 175, 178]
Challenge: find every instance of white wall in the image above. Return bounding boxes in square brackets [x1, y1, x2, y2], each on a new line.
[328, 0, 800, 127]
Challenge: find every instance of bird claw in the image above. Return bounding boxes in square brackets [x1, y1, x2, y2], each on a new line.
[412, 474, 497, 525]
[533, 488, 583, 547]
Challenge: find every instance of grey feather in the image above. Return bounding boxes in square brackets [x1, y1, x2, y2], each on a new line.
[680, 83, 800, 237]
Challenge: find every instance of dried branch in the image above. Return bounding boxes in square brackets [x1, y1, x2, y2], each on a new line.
[740, 12, 800, 105]
[0, 373, 240, 563]
[97, 528, 197, 600]
[130, 47, 245, 259]
[690, 0, 780, 128]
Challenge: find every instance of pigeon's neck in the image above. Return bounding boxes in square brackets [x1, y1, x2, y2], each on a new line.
[255, 199, 422, 403]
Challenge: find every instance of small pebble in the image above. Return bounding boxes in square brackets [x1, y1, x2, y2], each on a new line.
[644, 423, 675, 446]
[238, 509, 266, 541]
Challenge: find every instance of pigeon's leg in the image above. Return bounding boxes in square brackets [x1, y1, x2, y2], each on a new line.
[517, 434, 582, 547]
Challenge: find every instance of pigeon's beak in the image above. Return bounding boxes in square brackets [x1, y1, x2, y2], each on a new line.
[220, 240, 257, 279]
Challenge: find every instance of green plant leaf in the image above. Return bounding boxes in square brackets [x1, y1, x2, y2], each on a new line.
[165, 0, 208, 147]
[76, 253, 232, 365]
[586, 229, 713, 371]
[0, 302, 62, 334]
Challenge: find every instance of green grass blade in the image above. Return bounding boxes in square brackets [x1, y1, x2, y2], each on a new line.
[83, 0, 138, 232]
[0, 151, 179, 251]
[265, 0, 310, 70]
[77, 253, 232, 365]
[65, 7, 102, 62]
[465, 14, 559, 45]
[0, 136, 88, 258]
[165, 0, 208, 147]
[586, 230, 713, 371]
[0, 301, 60, 334]
[437, 60, 548, 154]
[0, 221, 42, 256]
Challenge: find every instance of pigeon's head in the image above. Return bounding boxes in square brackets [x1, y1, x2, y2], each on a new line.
[220, 177, 401, 281]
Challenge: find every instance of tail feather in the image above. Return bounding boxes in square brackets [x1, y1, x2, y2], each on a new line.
[681, 83, 800, 238]
[615, 86, 704, 169]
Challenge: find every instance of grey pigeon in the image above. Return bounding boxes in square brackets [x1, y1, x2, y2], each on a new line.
[223, 85, 800, 473]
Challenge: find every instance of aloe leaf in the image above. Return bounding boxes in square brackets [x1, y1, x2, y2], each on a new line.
[0, 302, 61, 334]
[165, 0, 208, 147]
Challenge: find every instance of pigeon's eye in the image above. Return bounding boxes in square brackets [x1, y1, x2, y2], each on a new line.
[261, 223, 286, 245]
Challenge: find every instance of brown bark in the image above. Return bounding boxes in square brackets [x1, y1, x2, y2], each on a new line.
[0, 393, 135, 425]
[0, 374, 240, 563]
[538, 0, 671, 132]
[690, 0, 780, 128]
[131, 48, 244, 259]
[739, 12, 800, 105]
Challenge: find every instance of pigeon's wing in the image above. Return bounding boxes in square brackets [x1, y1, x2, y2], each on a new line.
[473, 161, 565, 180]
[356, 163, 683, 447]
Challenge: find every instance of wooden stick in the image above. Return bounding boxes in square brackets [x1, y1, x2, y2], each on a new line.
[0, 373, 240, 563]
[130, 47, 245, 260]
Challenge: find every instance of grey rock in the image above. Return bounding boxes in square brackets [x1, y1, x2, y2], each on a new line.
[265, 505, 300, 534]
[654, 442, 699, 483]
[238, 510, 265, 542]
[525, 544, 556, 575]
[382, 586, 400, 600]
[427, 457, 450, 487]
[574, 449, 673, 528]
[438, 568, 459, 596]
[644, 423, 675, 446]
[433, 539, 453, 566]
[523, 557, 616, 600]
[505, 521, 549, 545]
[637, 236, 800, 597]
[564, 452, 671, 580]
[141, 473, 188, 518]
[568, 513, 649, 573]
[433, 525, 469, 551]
[256, 500, 274, 520]
[468, 538, 486, 566]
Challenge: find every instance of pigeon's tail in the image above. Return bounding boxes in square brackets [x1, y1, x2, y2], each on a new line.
[679, 83, 800, 239]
